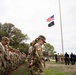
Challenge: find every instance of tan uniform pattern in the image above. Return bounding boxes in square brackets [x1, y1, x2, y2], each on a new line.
[0, 42, 26, 75]
[32, 43, 44, 75]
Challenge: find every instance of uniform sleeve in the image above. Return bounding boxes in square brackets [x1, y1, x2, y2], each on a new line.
[36, 45, 43, 57]
[33, 44, 45, 68]
[0, 45, 3, 53]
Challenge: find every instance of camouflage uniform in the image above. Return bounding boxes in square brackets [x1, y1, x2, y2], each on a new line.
[0, 36, 26, 75]
[32, 43, 44, 75]
[0, 37, 9, 75]
[31, 35, 46, 75]
[28, 46, 34, 75]
[9, 49, 13, 72]
[4, 45, 10, 75]
[0, 47, 3, 75]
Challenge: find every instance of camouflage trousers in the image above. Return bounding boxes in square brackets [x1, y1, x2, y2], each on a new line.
[31, 66, 44, 75]
[0, 62, 6, 75]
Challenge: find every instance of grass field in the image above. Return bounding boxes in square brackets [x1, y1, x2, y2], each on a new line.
[44, 65, 76, 75]
[10, 61, 76, 75]
[44, 61, 76, 75]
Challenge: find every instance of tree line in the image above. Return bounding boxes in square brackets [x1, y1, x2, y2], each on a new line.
[0, 22, 55, 56]
[0, 23, 29, 55]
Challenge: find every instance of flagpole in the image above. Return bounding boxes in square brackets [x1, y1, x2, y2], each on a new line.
[59, 0, 64, 54]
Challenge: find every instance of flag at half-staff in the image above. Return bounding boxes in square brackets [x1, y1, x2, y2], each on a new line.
[47, 15, 54, 27]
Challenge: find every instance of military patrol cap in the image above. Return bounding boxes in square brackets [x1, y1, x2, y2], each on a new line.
[9, 37, 14, 42]
[2, 36, 9, 42]
[37, 35, 46, 43]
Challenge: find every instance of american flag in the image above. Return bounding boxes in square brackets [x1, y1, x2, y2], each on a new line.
[47, 15, 54, 22]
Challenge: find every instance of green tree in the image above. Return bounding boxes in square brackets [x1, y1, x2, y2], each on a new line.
[18, 43, 29, 55]
[0, 23, 14, 40]
[0, 23, 28, 42]
[44, 43, 54, 51]
[43, 43, 55, 56]
[0, 22, 29, 54]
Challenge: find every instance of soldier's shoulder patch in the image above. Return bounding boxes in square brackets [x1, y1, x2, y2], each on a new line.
[37, 47, 41, 51]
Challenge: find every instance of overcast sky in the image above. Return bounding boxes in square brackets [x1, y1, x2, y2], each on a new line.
[0, 0, 76, 54]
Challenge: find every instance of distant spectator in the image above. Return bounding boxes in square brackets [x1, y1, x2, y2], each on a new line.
[54, 54, 58, 63]
[64, 52, 70, 65]
[70, 53, 75, 65]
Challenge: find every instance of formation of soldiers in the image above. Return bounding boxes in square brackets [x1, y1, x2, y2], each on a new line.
[0, 36, 26, 75]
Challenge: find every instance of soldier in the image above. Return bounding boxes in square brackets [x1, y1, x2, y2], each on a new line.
[6, 37, 14, 74]
[0, 36, 9, 75]
[8, 48, 13, 72]
[28, 42, 33, 64]
[0, 53, 2, 74]
[28, 40, 37, 75]
[28, 40, 37, 64]
[31, 35, 46, 75]
[9, 49, 15, 71]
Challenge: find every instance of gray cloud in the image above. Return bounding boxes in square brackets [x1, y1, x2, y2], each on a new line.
[0, 0, 76, 54]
